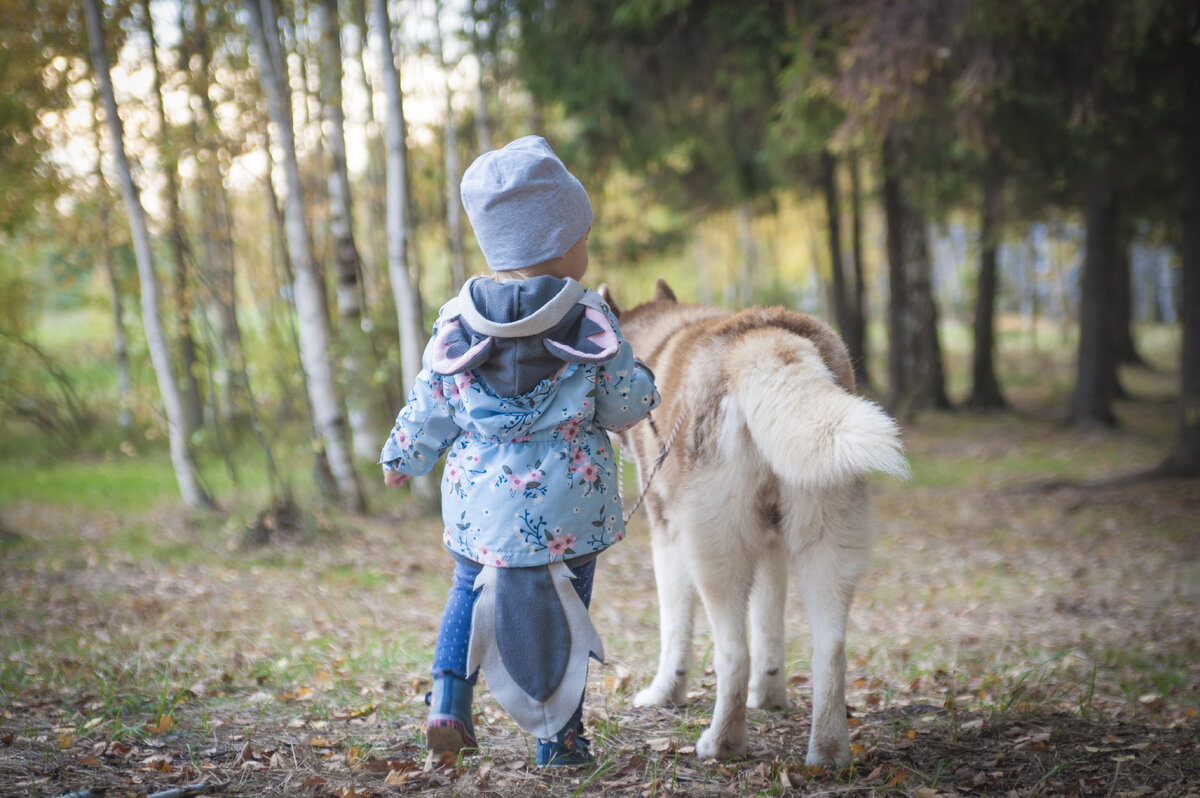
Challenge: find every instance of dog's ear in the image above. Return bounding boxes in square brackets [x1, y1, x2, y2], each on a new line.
[654, 277, 677, 303]
[598, 283, 622, 317]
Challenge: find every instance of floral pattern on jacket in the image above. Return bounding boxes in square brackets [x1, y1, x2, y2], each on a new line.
[380, 293, 659, 568]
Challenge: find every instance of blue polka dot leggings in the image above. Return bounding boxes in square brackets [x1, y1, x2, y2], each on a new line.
[432, 554, 597, 682]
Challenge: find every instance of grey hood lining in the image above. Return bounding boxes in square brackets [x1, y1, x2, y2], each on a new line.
[457, 276, 586, 338]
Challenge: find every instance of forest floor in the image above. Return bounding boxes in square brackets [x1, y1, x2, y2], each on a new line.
[1, 360, 1199, 797]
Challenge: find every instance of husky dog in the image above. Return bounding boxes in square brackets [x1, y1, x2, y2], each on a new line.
[604, 279, 907, 765]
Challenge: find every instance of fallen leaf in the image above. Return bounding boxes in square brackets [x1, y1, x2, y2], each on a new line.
[888, 766, 909, 786]
[149, 714, 174, 734]
[385, 769, 412, 786]
[308, 736, 335, 748]
[847, 717, 863, 728]
[647, 737, 673, 752]
[851, 742, 867, 757]
[906, 729, 918, 739]
[79, 754, 100, 766]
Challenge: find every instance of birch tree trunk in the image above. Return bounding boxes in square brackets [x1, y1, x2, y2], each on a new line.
[142, 0, 204, 434]
[433, 0, 467, 288]
[185, 0, 244, 422]
[246, 0, 364, 512]
[90, 87, 132, 435]
[373, 0, 424, 389]
[347, 0, 387, 306]
[471, 24, 494, 154]
[315, 0, 379, 463]
[374, 0, 433, 497]
[85, 0, 211, 509]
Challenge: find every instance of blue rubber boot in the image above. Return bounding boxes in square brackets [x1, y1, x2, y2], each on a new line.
[425, 675, 477, 757]
[536, 703, 592, 768]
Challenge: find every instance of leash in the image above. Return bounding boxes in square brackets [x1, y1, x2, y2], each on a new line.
[617, 412, 685, 523]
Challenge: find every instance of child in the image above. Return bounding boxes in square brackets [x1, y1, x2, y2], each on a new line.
[379, 136, 660, 767]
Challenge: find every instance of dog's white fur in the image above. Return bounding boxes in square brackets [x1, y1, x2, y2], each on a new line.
[610, 282, 907, 765]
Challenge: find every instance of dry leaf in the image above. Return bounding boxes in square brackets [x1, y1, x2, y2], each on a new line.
[79, 754, 101, 766]
[149, 714, 174, 734]
[647, 737, 673, 752]
[385, 768, 412, 786]
[851, 742, 867, 756]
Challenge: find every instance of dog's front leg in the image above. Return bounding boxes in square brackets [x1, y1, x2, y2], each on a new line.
[634, 533, 695, 708]
[748, 550, 789, 710]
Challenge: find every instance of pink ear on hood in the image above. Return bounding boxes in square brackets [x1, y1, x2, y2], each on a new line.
[544, 306, 620, 363]
[431, 317, 495, 375]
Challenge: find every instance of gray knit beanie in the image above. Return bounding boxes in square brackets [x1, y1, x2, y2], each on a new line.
[460, 136, 594, 272]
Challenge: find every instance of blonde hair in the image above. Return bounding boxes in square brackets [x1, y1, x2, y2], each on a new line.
[487, 259, 564, 283]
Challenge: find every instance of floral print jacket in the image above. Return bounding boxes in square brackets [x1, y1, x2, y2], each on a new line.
[380, 276, 660, 568]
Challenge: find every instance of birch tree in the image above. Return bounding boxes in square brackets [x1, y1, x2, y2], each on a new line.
[373, 0, 424, 390]
[141, 0, 204, 434]
[89, 84, 132, 435]
[183, 0, 244, 422]
[433, 0, 467, 288]
[245, 0, 364, 512]
[84, 0, 212, 509]
[314, 0, 379, 462]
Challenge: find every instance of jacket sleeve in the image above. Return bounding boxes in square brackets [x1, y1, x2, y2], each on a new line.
[592, 308, 661, 433]
[379, 336, 462, 476]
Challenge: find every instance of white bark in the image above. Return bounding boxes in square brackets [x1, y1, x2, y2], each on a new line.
[373, 0, 424, 390]
[433, 1, 466, 288]
[85, 0, 211, 509]
[472, 35, 494, 153]
[91, 92, 132, 435]
[315, 0, 379, 463]
[246, 0, 364, 512]
[374, 0, 433, 497]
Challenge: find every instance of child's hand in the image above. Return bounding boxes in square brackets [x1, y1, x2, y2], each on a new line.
[383, 468, 409, 488]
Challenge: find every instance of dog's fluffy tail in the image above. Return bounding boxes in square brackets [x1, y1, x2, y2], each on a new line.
[722, 331, 908, 490]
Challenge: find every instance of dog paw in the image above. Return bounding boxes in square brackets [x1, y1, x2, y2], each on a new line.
[696, 727, 746, 760]
[805, 736, 852, 768]
[634, 683, 685, 708]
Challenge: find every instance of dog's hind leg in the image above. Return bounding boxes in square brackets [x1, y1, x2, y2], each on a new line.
[634, 527, 696, 708]
[748, 548, 790, 710]
[790, 486, 871, 768]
